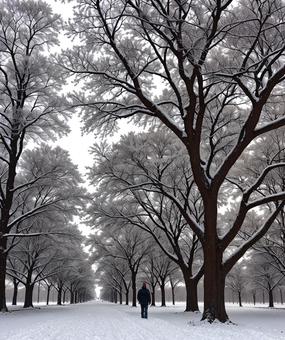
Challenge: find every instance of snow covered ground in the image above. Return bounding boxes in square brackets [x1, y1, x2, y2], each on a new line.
[0, 301, 284, 340]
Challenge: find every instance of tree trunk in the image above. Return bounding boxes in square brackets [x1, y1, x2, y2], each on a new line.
[37, 282, 40, 304]
[262, 290, 265, 304]
[0, 138, 19, 312]
[184, 275, 199, 312]
[24, 283, 34, 308]
[119, 288, 123, 305]
[252, 292, 256, 306]
[57, 285, 63, 305]
[125, 289, 129, 305]
[131, 272, 136, 307]
[202, 247, 228, 322]
[268, 289, 274, 308]
[113, 289, 117, 303]
[171, 285, 175, 305]
[70, 289, 75, 304]
[63, 289, 66, 304]
[238, 291, 242, 307]
[279, 288, 283, 305]
[160, 281, 166, 307]
[0, 240, 8, 312]
[151, 285, 156, 306]
[12, 278, 19, 306]
[201, 195, 228, 323]
[46, 285, 51, 305]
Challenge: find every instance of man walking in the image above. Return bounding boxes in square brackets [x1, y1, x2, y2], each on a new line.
[137, 282, 151, 319]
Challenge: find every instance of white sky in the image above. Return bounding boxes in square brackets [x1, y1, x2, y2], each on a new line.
[55, 116, 136, 175]
[49, 0, 138, 174]
[47, 0, 139, 245]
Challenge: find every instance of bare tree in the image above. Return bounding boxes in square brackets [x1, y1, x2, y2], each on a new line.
[245, 131, 285, 279]
[169, 267, 182, 306]
[248, 254, 284, 308]
[142, 255, 159, 306]
[96, 261, 125, 304]
[226, 262, 247, 307]
[151, 250, 176, 307]
[89, 224, 150, 307]
[96, 257, 131, 305]
[7, 232, 59, 308]
[7, 220, 85, 308]
[49, 237, 94, 306]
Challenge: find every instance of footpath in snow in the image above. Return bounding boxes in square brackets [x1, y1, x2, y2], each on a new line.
[0, 301, 284, 340]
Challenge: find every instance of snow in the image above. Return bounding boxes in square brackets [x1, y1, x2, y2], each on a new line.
[0, 301, 284, 340]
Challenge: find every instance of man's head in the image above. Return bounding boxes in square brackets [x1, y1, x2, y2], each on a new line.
[142, 282, 147, 288]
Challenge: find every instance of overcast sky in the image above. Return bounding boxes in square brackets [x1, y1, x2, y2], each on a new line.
[49, 0, 137, 176]
[47, 0, 139, 248]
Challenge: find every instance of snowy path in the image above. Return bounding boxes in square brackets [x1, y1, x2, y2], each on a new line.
[0, 301, 285, 340]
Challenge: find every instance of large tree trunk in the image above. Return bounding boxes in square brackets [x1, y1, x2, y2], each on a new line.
[24, 283, 34, 308]
[202, 196, 228, 323]
[202, 247, 228, 322]
[131, 272, 137, 307]
[186, 279, 199, 312]
[0, 240, 8, 312]
[183, 273, 199, 312]
[160, 281, 166, 307]
[268, 289, 274, 308]
[0, 139, 19, 312]
[12, 278, 19, 306]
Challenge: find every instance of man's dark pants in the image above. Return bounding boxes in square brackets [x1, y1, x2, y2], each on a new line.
[140, 304, 148, 318]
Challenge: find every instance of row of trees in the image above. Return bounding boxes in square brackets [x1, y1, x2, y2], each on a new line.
[90, 175, 285, 309]
[90, 226, 182, 307]
[1, 0, 284, 325]
[7, 213, 94, 308]
[99, 253, 285, 309]
[86, 127, 284, 321]
[61, 0, 285, 322]
[227, 258, 284, 309]
[0, 0, 94, 311]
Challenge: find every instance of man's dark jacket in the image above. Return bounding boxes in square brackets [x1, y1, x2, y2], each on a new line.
[137, 287, 151, 306]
